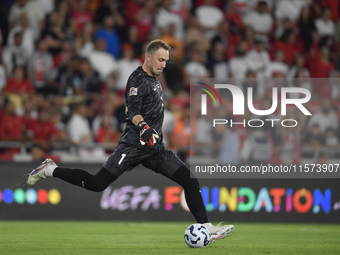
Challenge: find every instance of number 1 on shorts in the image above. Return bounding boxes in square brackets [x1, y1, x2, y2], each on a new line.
[118, 153, 126, 165]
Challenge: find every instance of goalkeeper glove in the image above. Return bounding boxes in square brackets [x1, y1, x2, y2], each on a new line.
[138, 121, 159, 146]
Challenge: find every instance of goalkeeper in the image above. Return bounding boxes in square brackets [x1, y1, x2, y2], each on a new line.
[27, 39, 233, 242]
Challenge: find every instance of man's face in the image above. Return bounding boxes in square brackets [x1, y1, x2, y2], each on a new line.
[147, 48, 169, 76]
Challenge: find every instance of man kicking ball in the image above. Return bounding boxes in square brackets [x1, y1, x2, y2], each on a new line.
[27, 39, 234, 242]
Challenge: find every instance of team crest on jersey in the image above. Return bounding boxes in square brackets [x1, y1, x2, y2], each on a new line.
[129, 87, 138, 96]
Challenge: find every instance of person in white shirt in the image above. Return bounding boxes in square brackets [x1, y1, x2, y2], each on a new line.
[243, 0, 273, 39]
[265, 50, 288, 78]
[8, 0, 44, 40]
[308, 98, 339, 133]
[229, 40, 250, 85]
[7, 12, 35, 58]
[115, 43, 141, 92]
[81, 38, 117, 82]
[155, 0, 184, 42]
[196, 0, 224, 39]
[67, 102, 106, 157]
[315, 7, 335, 37]
[2, 31, 29, 76]
[184, 49, 208, 83]
[34, 0, 54, 17]
[67, 103, 93, 144]
[245, 38, 270, 79]
[275, 0, 307, 22]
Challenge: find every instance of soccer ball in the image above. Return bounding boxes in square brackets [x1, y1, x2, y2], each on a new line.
[184, 223, 211, 248]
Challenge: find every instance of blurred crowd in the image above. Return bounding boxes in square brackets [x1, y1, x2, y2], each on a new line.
[0, 0, 340, 162]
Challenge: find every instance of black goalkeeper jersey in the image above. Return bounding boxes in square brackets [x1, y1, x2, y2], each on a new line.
[118, 66, 164, 150]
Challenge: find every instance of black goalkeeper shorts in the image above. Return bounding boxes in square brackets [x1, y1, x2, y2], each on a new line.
[103, 143, 185, 178]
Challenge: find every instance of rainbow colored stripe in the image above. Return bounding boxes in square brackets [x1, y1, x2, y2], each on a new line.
[197, 82, 222, 106]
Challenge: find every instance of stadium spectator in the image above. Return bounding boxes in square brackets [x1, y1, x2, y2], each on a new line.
[241, 70, 264, 99]
[275, 0, 307, 22]
[287, 54, 310, 82]
[94, 0, 125, 29]
[184, 15, 210, 53]
[67, 101, 106, 157]
[92, 102, 118, 137]
[28, 39, 54, 95]
[270, 29, 297, 66]
[324, 127, 339, 147]
[246, 38, 270, 79]
[4, 66, 34, 95]
[49, 107, 68, 153]
[52, 55, 80, 96]
[2, 31, 29, 77]
[212, 20, 233, 59]
[73, 58, 101, 94]
[196, 0, 224, 39]
[55, 0, 72, 32]
[126, 25, 143, 59]
[67, 102, 92, 144]
[26, 106, 58, 154]
[0, 98, 23, 144]
[195, 113, 214, 156]
[315, 7, 335, 37]
[160, 23, 184, 60]
[184, 49, 208, 85]
[76, 21, 94, 54]
[302, 123, 326, 151]
[171, 102, 190, 162]
[229, 40, 249, 82]
[243, 0, 273, 40]
[274, 17, 293, 39]
[81, 38, 117, 84]
[168, 0, 190, 23]
[308, 98, 339, 133]
[240, 127, 273, 164]
[265, 50, 288, 78]
[155, 0, 184, 42]
[7, 12, 34, 57]
[124, 0, 156, 42]
[321, 0, 340, 22]
[70, 0, 93, 35]
[21, 96, 37, 130]
[104, 90, 126, 131]
[207, 40, 228, 80]
[94, 15, 121, 59]
[308, 46, 334, 98]
[8, 0, 44, 40]
[298, 6, 317, 53]
[40, 11, 66, 57]
[219, 125, 240, 165]
[53, 39, 74, 68]
[95, 113, 120, 146]
[115, 43, 141, 93]
[223, 0, 244, 36]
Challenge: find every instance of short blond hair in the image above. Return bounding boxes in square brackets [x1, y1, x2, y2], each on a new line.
[146, 39, 171, 55]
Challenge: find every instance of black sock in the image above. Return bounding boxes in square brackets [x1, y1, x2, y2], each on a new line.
[53, 167, 118, 192]
[171, 166, 209, 223]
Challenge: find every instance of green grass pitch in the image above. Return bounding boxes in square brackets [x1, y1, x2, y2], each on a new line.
[0, 222, 339, 255]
